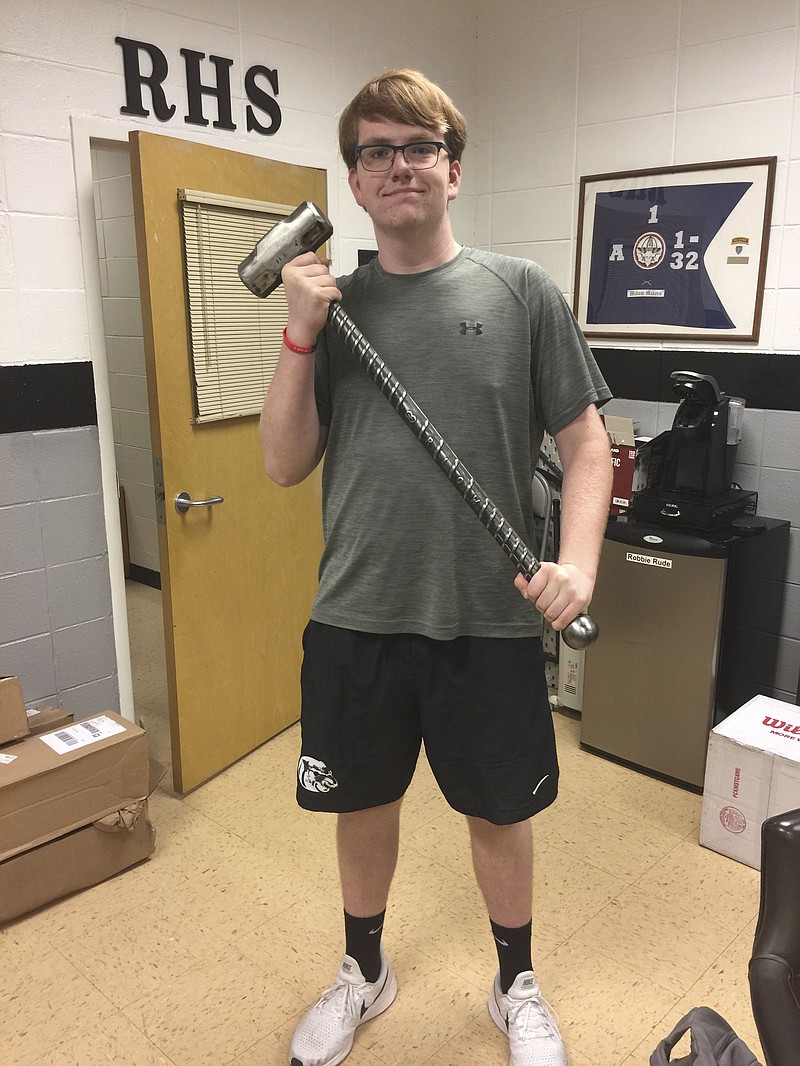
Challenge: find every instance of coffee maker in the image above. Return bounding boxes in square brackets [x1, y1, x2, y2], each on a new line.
[632, 371, 757, 529]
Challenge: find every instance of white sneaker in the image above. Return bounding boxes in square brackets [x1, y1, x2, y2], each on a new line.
[289, 951, 397, 1066]
[489, 970, 568, 1066]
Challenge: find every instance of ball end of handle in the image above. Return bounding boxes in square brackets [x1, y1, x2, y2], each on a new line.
[561, 613, 599, 651]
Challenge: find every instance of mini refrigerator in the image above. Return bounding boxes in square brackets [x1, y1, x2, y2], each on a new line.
[579, 515, 789, 791]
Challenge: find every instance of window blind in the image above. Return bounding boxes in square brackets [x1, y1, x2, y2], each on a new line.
[179, 190, 294, 424]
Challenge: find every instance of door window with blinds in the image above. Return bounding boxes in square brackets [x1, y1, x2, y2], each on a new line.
[179, 190, 295, 424]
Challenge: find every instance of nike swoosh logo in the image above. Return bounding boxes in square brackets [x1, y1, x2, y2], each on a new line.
[368, 924, 383, 935]
[532, 774, 550, 796]
[494, 936, 509, 947]
[361, 970, 390, 1017]
[494, 989, 510, 1029]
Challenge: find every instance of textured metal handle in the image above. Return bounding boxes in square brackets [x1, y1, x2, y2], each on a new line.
[326, 302, 598, 651]
[174, 492, 224, 514]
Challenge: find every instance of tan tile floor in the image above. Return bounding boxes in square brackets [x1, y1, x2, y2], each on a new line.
[0, 582, 766, 1066]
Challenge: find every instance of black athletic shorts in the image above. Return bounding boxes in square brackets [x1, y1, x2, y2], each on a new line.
[296, 621, 558, 825]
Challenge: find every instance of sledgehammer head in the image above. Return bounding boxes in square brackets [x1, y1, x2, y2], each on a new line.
[238, 201, 333, 298]
[561, 613, 599, 651]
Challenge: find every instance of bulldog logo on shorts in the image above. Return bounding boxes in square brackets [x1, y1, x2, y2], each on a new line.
[297, 756, 339, 793]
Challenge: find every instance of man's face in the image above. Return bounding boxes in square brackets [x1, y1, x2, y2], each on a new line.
[347, 117, 461, 234]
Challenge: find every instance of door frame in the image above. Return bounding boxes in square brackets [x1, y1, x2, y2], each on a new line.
[70, 115, 336, 722]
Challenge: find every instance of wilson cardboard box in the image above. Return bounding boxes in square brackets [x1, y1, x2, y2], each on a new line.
[0, 676, 30, 745]
[0, 711, 150, 863]
[24, 704, 75, 737]
[0, 797, 156, 924]
[700, 695, 800, 870]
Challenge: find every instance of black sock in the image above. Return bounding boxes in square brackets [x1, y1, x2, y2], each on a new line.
[344, 909, 385, 983]
[491, 919, 533, 994]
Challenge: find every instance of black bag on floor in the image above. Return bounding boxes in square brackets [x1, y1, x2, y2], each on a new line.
[650, 1006, 762, 1066]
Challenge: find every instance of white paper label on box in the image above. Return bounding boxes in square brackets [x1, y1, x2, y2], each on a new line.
[626, 551, 673, 569]
[39, 715, 126, 756]
[0, 752, 18, 764]
[26, 707, 40, 717]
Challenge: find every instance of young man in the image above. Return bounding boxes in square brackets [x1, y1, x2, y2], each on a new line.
[260, 70, 612, 1066]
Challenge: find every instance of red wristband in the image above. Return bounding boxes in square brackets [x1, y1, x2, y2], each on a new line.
[282, 327, 317, 354]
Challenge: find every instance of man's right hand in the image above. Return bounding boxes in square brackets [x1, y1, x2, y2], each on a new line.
[282, 253, 341, 349]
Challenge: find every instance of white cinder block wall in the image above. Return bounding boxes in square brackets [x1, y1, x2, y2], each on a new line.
[0, 0, 479, 366]
[1, 0, 799, 707]
[92, 145, 159, 575]
[476, 0, 800, 340]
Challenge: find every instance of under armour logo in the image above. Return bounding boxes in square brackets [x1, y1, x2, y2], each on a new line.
[459, 321, 483, 335]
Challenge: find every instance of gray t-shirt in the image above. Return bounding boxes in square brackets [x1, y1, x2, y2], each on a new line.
[310, 247, 611, 639]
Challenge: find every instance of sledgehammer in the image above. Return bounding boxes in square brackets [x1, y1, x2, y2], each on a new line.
[238, 202, 599, 651]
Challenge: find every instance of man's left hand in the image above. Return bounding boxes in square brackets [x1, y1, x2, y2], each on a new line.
[514, 562, 593, 632]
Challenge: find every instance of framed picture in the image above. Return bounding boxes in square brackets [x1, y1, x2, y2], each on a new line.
[573, 157, 776, 342]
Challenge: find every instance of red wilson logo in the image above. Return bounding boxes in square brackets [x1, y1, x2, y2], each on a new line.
[763, 716, 800, 741]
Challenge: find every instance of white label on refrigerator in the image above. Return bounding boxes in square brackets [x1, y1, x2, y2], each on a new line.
[39, 715, 126, 755]
[626, 552, 673, 569]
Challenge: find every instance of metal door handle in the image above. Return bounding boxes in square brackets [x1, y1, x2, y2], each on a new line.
[175, 491, 224, 514]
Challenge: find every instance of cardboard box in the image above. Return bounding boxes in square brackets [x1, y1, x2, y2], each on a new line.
[0, 756, 164, 925]
[700, 695, 800, 869]
[24, 704, 75, 737]
[603, 416, 637, 515]
[0, 676, 30, 745]
[0, 799, 156, 924]
[0, 711, 150, 862]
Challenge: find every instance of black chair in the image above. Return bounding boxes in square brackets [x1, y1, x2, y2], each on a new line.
[748, 807, 800, 1066]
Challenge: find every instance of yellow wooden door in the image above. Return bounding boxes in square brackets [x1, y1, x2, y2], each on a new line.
[129, 130, 325, 792]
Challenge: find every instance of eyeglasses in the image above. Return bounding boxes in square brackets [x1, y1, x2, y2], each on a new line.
[355, 141, 448, 172]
